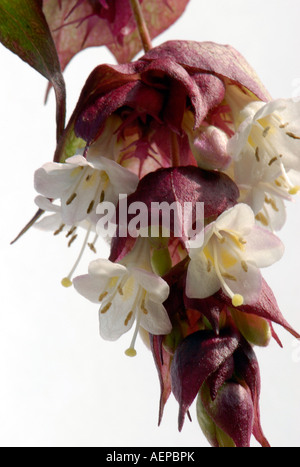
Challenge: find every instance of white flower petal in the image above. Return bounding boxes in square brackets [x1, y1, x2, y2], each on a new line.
[34, 213, 62, 231]
[65, 154, 92, 168]
[34, 195, 61, 213]
[244, 226, 285, 267]
[186, 252, 220, 299]
[88, 258, 127, 280]
[224, 262, 262, 305]
[215, 204, 255, 235]
[34, 162, 75, 199]
[94, 157, 139, 196]
[73, 274, 106, 304]
[99, 285, 138, 341]
[141, 300, 172, 335]
[130, 268, 170, 303]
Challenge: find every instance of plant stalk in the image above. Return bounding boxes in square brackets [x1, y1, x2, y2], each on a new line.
[130, 0, 152, 52]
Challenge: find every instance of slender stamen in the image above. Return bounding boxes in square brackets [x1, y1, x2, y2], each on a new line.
[61, 224, 92, 288]
[212, 239, 244, 307]
[125, 288, 145, 357]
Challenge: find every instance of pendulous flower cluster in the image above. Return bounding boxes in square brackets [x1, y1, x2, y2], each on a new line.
[33, 39, 300, 447]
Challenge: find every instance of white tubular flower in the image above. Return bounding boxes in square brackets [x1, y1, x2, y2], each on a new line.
[73, 238, 172, 357]
[186, 204, 284, 307]
[34, 154, 139, 226]
[228, 98, 300, 229]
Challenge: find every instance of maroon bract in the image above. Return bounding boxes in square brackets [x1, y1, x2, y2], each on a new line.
[55, 40, 270, 179]
[170, 328, 240, 431]
[184, 278, 300, 341]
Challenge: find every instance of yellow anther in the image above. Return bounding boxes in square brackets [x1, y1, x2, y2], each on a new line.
[66, 192, 77, 206]
[232, 294, 244, 308]
[124, 311, 133, 326]
[207, 259, 212, 273]
[100, 190, 105, 203]
[125, 348, 137, 357]
[54, 224, 65, 236]
[99, 291, 108, 302]
[88, 242, 97, 253]
[255, 212, 269, 227]
[68, 234, 78, 247]
[101, 302, 112, 314]
[66, 226, 77, 238]
[141, 300, 148, 315]
[289, 186, 300, 195]
[87, 200, 95, 214]
[61, 277, 73, 288]
[262, 126, 271, 137]
[268, 156, 278, 166]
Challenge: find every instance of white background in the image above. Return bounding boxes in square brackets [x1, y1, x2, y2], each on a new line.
[0, 0, 300, 448]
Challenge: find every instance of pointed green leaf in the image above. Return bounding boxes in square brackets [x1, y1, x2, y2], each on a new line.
[0, 0, 66, 140]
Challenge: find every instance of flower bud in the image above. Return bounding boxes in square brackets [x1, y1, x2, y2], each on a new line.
[182, 111, 232, 170]
[230, 308, 272, 347]
[196, 386, 235, 447]
[198, 381, 254, 448]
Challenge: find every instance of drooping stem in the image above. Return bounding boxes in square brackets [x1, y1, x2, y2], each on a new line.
[130, 0, 153, 52]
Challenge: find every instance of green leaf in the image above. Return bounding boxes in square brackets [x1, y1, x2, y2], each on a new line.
[0, 0, 66, 141]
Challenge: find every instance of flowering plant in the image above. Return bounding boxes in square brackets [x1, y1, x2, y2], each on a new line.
[1, 0, 299, 448]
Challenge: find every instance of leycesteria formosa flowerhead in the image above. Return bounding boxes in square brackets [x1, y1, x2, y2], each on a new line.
[186, 203, 284, 307]
[228, 98, 300, 230]
[73, 237, 172, 356]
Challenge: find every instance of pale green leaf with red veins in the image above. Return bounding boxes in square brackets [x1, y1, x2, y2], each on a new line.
[42, 0, 190, 70]
[0, 0, 66, 141]
[110, 0, 191, 64]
